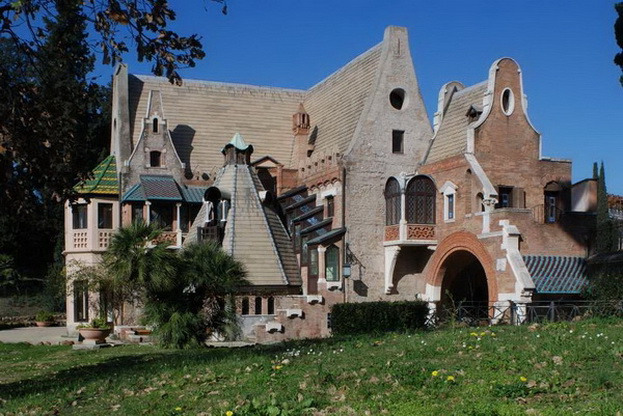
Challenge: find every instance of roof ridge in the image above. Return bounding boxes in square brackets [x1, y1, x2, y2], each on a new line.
[133, 74, 307, 95]
[307, 43, 383, 92]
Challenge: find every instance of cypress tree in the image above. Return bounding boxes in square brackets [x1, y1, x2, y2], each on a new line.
[595, 162, 614, 253]
[593, 162, 599, 179]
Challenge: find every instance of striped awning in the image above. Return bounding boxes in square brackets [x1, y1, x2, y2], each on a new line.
[523, 255, 588, 294]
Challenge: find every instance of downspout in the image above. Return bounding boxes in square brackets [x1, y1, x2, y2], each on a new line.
[342, 166, 347, 304]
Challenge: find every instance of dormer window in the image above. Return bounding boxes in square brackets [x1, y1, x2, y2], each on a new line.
[152, 117, 159, 133]
[150, 151, 162, 167]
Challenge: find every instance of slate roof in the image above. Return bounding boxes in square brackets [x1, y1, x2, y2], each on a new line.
[73, 155, 118, 195]
[128, 75, 305, 173]
[523, 255, 588, 294]
[426, 81, 487, 164]
[308, 228, 347, 246]
[122, 175, 206, 203]
[127, 39, 383, 172]
[185, 163, 301, 288]
[303, 44, 383, 157]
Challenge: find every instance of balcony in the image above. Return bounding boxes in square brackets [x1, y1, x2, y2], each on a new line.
[384, 223, 437, 245]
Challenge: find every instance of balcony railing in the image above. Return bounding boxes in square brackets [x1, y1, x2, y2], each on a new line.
[384, 223, 436, 242]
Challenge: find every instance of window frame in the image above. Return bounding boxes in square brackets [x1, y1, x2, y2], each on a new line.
[325, 245, 340, 282]
[406, 176, 436, 224]
[384, 178, 401, 226]
[392, 130, 405, 154]
[97, 203, 114, 229]
[72, 203, 88, 229]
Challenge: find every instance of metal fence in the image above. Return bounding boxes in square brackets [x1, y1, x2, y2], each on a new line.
[429, 300, 623, 327]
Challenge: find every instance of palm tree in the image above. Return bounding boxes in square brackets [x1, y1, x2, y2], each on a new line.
[146, 241, 248, 348]
[102, 222, 176, 323]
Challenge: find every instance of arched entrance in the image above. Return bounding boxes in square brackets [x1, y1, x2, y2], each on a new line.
[440, 250, 488, 306]
[427, 232, 497, 322]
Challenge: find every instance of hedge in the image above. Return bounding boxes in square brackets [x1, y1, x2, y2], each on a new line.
[330, 300, 429, 335]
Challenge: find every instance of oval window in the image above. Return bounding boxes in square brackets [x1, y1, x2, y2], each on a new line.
[501, 88, 514, 115]
[389, 88, 407, 110]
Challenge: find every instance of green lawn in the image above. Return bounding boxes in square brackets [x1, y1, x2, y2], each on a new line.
[1, 319, 623, 415]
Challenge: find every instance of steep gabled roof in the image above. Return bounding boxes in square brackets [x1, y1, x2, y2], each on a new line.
[73, 155, 118, 195]
[303, 44, 383, 157]
[128, 75, 306, 173]
[425, 81, 487, 164]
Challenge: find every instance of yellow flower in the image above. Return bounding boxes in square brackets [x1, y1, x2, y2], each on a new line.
[226, 411, 234, 416]
[275, 365, 283, 370]
[519, 376, 528, 383]
[470, 332, 478, 336]
[447, 375, 455, 382]
[175, 407, 182, 412]
[479, 332, 486, 337]
[431, 370, 439, 377]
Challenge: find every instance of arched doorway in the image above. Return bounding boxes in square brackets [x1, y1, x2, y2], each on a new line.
[439, 250, 489, 321]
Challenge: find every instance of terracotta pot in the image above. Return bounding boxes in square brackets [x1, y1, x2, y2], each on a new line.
[35, 321, 53, 327]
[79, 328, 112, 344]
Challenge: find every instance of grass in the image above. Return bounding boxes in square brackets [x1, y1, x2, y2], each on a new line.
[1, 319, 623, 415]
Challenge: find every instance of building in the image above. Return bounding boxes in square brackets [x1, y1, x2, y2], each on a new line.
[64, 26, 598, 340]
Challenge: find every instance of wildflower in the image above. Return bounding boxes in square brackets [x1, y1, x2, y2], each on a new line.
[470, 332, 478, 337]
[447, 375, 455, 382]
[519, 376, 528, 382]
[274, 365, 283, 370]
[226, 412, 234, 416]
[175, 407, 182, 412]
[480, 332, 486, 337]
[431, 370, 439, 377]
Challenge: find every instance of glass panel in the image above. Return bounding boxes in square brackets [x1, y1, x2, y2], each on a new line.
[406, 176, 435, 224]
[132, 204, 144, 223]
[267, 297, 275, 315]
[384, 178, 401, 225]
[72, 204, 88, 229]
[98, 203, 113, 229]
[447, 194, 454, 220]
[254, 297, 262, 315]
[309, 248, 319, 277]
[325, 245, 340, 282]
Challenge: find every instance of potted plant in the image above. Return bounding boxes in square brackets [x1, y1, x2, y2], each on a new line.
[35, 311, 55, 327]
[78, 317, 112, 344]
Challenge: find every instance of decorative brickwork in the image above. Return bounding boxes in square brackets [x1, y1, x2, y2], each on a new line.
[384, 225, 400, 241]
[407, 224, 435, 240]
[427, 231, 498, 302]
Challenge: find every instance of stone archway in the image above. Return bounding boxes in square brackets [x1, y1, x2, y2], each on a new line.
[440, 250, 488, 305]
[426, 232, 498, 305]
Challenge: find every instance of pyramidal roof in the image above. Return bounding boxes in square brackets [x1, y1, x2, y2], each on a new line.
[73, 155, 118, 195]
[185, 140, 300, 288]
[221, 132, 253, 153]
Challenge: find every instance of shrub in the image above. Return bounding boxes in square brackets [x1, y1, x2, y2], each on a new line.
[330, 300, 428, 335]
[35, 310, 55, 322]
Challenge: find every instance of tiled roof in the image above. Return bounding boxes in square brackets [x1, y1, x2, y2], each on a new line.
[308, 228, 346, 246]
[73, 155, 118, 195]
[185, 163, 301, 288]
[128, 75, 305, 172]
[426, 82, 487, 164]
[304, 44, 382, 157]
[141, 175, 183, 201]
[523, 255, 588, 294]
[122, 175, 193, 202]
[181, 186, 208, 204]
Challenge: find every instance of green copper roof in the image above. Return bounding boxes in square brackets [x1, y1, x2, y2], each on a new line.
[221, 132, 253, 154]
[74, 155, 118, 195]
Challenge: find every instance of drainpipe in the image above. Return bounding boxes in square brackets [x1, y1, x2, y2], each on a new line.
[342, 166, 347, 305]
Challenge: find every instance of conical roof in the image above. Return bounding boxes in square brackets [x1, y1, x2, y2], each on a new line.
[73, 155, 118, 195]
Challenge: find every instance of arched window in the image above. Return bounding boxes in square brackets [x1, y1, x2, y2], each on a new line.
[476, 193, 485, 212]
[384, 178, 401, 225]
[267, 297, 275, 315]
[241, 297, 249, 315]
[254, 297, 262, 315]
[406, 176, 436, 224]
[152, 117, 159, 133]
[150, 151, 162, 167]
[325, 245, 340, 282]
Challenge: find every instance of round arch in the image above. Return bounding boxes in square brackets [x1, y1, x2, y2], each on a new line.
[426, 231, 498, 303]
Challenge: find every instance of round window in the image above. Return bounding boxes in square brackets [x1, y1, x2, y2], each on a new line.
[501, 88, 514, 115]
[389, 88, 407, 110]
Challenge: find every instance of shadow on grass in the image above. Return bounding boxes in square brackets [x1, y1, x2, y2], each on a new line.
[0, 335, 361, 400]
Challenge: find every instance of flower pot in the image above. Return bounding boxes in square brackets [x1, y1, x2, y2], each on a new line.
[35, 321, 53, 327]
[78, 328, 112, 345]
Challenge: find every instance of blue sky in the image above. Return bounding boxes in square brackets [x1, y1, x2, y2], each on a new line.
[97, 1, 623, 194]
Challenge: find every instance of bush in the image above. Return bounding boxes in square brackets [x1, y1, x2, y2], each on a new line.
[35, 310, 55, 322]
[330, 300, 428, 336]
